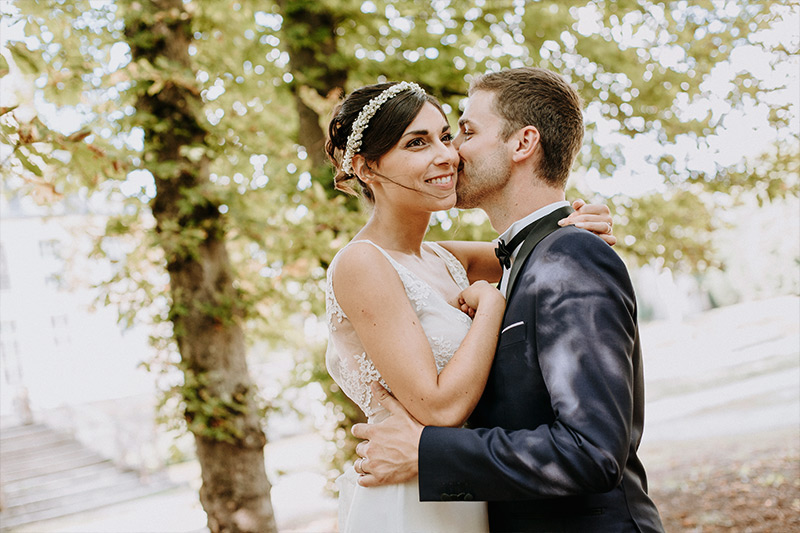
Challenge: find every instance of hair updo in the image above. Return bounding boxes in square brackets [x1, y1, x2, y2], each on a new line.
[325, 82, 444, 202]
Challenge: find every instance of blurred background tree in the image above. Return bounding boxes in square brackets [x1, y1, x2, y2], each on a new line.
[1, 0, 797, 520]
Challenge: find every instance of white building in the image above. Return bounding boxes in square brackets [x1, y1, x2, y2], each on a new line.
[0, 196, 164, 469]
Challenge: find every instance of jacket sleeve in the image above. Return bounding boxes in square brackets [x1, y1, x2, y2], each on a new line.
[418, 229, 640, 501]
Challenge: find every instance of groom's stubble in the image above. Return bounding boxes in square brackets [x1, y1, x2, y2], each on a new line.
[454, 146, 512, 210]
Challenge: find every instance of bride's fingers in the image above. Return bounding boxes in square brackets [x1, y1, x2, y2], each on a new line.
[595, 232, 617, 246]
[560, 212, 613, 226]
[573, 221, 613, 234]
[574, 200, 610, 215]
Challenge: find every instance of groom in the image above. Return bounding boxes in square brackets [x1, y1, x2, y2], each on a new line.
[352, 67, 665, 532]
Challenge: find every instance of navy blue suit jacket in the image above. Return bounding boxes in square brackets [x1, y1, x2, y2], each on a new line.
[418, 222, 664, 532]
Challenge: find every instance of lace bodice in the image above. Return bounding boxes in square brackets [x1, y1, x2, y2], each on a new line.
[325, 240, 472, 422]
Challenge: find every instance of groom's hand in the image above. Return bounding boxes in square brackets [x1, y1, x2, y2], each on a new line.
[351, 382, 424, 487]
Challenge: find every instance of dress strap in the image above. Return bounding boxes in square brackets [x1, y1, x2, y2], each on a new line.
[327, 240, 402, 326]
[425, 242, 470, 290]
[346, 239, 403, 268]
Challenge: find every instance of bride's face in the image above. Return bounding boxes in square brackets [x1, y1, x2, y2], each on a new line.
[368, 102, 459, 213]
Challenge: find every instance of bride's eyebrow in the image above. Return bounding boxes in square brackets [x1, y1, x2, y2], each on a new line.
[401, 125, 451, 138]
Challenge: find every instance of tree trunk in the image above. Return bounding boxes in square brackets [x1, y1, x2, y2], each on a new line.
[277, 0, 348, 171]
[123, 1, 276, 531]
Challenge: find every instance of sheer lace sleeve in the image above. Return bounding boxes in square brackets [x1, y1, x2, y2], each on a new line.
[324, 242, 392, 421]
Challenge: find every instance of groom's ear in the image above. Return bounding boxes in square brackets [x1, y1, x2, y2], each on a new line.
[510, 126, 540, 164]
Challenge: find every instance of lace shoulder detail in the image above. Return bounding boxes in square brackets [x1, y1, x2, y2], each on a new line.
[426, 242, 470, 290]
[325, 268, 346, 330]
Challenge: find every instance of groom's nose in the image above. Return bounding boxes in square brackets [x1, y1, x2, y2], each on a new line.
[453, 131, 464, 149]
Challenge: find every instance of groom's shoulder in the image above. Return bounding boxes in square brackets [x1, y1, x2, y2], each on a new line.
[542, 224, 615, 254]
[533, 225, 628, 274]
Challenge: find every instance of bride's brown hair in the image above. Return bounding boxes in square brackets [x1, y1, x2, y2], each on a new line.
[326, 82, 445, 202]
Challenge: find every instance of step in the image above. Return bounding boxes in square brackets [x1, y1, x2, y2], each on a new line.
[0, 477, 176, 530]
[0, 423, 50, 442]
[1, 461, 129, 496]
[0, 430, 75, 456]
[3, 463, 138, 506]
[4, 468, 143, 509]
[1, 439, 87, 470]
[0, 449, 110, 483]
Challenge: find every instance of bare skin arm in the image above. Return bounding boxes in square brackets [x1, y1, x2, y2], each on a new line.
[439, 199, 616, 284]
[333, 243, 505, 428]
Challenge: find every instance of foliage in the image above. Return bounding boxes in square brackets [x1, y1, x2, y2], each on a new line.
[2, 0, 797, 491]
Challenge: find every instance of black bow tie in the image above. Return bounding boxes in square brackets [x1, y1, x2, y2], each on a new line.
[495, 239, 513, 270]
[494, 222, 538, 270]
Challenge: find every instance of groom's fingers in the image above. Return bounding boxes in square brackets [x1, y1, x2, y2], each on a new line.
[352, 422, 371, 441]
[355, 440, 369, 458]
[357, 473, 379, 487]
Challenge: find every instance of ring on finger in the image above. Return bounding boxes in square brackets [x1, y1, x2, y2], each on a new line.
[355, 458, 363, 474]
[606, 222, 613, 234]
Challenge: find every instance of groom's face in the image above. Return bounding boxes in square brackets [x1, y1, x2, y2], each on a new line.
[453, 90, 512, 209]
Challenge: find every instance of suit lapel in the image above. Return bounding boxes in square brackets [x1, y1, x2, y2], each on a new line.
[505, 206, 574, 299]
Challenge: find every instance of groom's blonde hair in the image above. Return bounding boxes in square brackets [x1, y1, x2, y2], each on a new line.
[470, 67, 584, 189]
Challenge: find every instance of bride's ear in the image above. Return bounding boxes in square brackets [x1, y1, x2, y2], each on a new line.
[352, 155, 375, 184]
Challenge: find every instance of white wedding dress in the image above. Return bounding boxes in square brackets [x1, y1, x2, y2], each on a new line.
[325, 240, 490, 533]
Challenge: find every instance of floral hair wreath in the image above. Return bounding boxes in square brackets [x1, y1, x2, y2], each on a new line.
[340, 81, 427, 176]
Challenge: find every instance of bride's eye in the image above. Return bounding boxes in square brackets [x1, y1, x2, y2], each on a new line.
[406, 138, 425, 148]
[441, 132, 454, 143]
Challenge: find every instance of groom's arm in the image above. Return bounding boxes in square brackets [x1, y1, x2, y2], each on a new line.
[419, 229, 638, 501]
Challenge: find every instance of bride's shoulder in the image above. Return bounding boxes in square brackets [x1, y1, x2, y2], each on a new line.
[330, 240, 402, 296]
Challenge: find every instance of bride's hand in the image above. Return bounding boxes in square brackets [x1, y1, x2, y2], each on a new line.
[458, 280, 504, 319]
[559, 199, 617, 246]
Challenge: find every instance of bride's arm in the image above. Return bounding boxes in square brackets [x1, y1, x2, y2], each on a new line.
[333, 243, 504, 428]
[440, 199, 616, 284]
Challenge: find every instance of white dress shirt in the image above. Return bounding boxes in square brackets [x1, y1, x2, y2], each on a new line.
[497, 201, 570, 294]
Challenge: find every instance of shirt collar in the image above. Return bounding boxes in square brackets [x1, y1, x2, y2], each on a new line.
[496, 201, 571, 251]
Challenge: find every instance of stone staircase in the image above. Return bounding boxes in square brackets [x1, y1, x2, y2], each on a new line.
[0, 423, 175, 531]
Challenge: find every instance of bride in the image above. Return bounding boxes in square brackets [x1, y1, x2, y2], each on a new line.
[323, 81, 614, 532]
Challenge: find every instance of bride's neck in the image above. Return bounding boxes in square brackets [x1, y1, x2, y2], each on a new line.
[358, 206, 430, 256]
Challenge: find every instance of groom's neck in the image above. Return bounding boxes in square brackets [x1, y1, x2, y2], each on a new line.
[484, 181, 566, 234]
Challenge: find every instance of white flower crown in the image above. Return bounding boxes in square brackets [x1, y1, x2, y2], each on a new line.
[340, 81, 427, 176]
